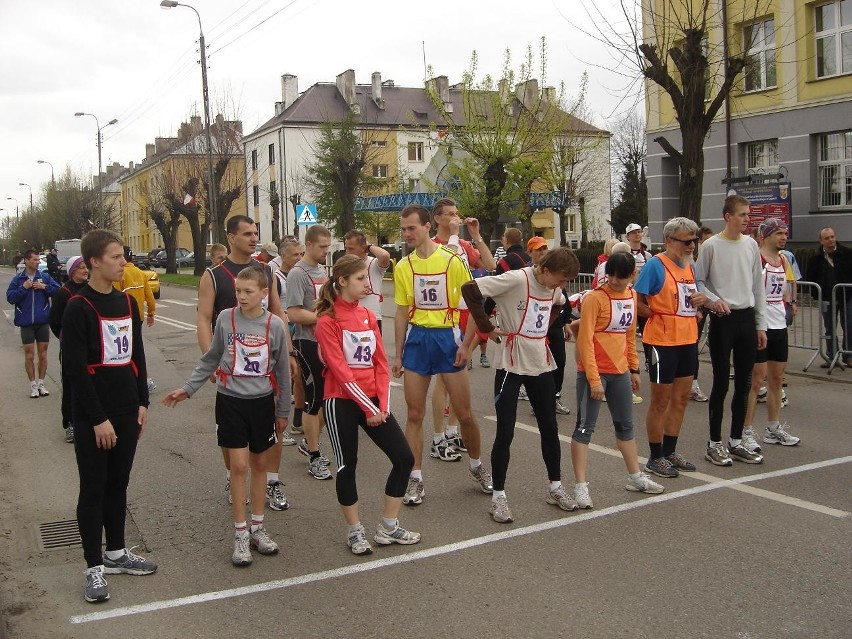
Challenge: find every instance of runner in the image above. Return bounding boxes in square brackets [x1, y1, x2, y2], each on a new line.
[634, 217, 708, 479]
[460, 247, 581, 522]
[393, 204, 493, 505]
[164, 266, 290, 566]
[315, 254, 420, 554]
[116, 246, 156, 392]
[571, 252, 665, 508]
[343, 229, 391, 333]
[694, 195, 768, 466]
[286, 224, 333, 480]
[742, 218, 800, 452]
[61, 230, 156, 603]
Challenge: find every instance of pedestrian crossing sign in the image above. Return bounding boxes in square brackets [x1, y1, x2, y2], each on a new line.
[296, 203, 318, 226]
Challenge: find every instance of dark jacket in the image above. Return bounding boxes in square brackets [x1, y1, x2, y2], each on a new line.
[46, 252, 60, 278]
[806, 243, 852, 297]
[495, 245, 530, 274]
[6, 270, 60, 327]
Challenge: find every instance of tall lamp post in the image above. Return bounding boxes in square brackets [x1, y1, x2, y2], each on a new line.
[160, 0, 219, 244]
[18, 183, 33, 215]
[74, 112, 118, 228]
[6, 197, 19, 220]
[37, 160, 55, 187]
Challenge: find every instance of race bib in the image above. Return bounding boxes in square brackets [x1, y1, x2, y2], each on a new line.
[676, 282, 698, 317]
[766, 271, 785, 303]
[606, 298, 634, 333]
[236, 341, 270, 376]
[519, 299, 552, 338]
[414, 273, 449, 309]
[342, 329, 376, 368]
[100, 317, 133, 366]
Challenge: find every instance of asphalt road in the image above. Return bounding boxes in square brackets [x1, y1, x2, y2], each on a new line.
[0, 270, 850, 638]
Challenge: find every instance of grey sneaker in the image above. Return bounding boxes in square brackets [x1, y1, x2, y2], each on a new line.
[430, 437, 461, 461]
[705, 442, 733, 466]
[469, 464, 494, 493]
[728, 443, 764, 464]
[347, 525, 373, 555]
[298, 439, 329, 464]
[266, 481, 290, 510]
[546, 485, 579, 511]
[249, 525, 279, 555]
[645, 456, 679, 478]
[308, 456, 332, 480]
[445, 435, 467, 452]
[518, 387, 529, 400]
[742, 428, 763, 454]
[780, 389, 789, 408]
[402, 477, 425, 506]
[480, 354, 490, 368]
[103, 547, 157, 575]
[490, 494, 514, 523]
[690, 385, 709, 402]
[763, 424, 800, 446]
[280, 431, 297, 446]
[574, 482, 593, 509]
[555, 399, 571, 415]
[665, 451, 696, 472]
[37, 381, 50, 397]
[65, 425, 75, 444]
[232, 530, 252, 566]
[374, 523, 421, 545]
[84, 566, 109, 603]
[756, 386, 767, 403]
[288, 423, 304, 436]
[625, 472, 665, 494]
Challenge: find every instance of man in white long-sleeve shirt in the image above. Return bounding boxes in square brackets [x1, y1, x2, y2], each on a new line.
[694, 195, 768, 467]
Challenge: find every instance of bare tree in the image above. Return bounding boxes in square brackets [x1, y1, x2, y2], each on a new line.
[610, 110, 648, 234]
[137, 172, 182, 274]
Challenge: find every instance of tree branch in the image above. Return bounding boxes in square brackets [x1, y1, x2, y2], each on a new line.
[653, 136, 683, 164]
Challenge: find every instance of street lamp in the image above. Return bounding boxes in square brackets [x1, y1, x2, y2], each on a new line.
[18, 183, 33, 215]
[37, 160, 55, 186]
[6, 197, 19, 220]
[160, 0, 218, 243]
[75, 112, 118, 228]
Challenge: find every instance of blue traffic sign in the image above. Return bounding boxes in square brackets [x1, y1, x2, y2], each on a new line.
[296, 203, 318, 226]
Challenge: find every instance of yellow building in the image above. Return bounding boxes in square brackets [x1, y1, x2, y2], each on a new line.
[644, 0, 852, 242]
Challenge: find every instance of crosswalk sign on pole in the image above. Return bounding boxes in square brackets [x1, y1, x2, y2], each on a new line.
[296, 203, 318, 226]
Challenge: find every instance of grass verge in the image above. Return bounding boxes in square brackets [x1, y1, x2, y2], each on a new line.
[159, 273, 201, 287]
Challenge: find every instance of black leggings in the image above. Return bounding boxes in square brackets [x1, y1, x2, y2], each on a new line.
[707, 309, 757, 442]
[547, 329, 567, 395]
[60, 347, 72, 429]
[492, 369, 561, 491]
[694, 313, 708, 380]
[324, 397, 413, 507]
[75, 411, 140, 568]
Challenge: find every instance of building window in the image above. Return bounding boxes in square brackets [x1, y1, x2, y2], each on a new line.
[268, 143, 276, 165]
[408, 142, 424, 162]
[817, 129, 852, 208]
[568, 214, 576, 233]
[744, 19, 776, 91]
[371, 140, 387, 147]
[269, 181, 277, 198]
[252, 185, 260, 207]
[815, 0, 852, 78]
[251, 149, 258, 170]
[408, 178, 419, 191]
[373, 164, 388, 178]
[746, 139, 779, 173]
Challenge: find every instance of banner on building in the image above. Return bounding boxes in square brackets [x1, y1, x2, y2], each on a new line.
[726, 181, 792, 239]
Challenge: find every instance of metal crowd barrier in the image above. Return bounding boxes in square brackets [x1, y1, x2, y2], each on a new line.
[565, 272, 595, 297]
[788, 281, 830, 371]
[827, 283, 852, 374]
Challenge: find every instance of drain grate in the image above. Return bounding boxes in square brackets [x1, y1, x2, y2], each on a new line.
[38, 520, 82, 550]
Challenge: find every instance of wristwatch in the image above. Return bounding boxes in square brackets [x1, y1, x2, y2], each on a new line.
[629, 368, 641, 374]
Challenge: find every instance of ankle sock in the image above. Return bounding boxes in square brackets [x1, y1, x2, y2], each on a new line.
[469, 458, 481, 471]
[628, 471, 642, 481]
[348, 523, 363, 534]
[410, 470, 422, 481]
[446, 427, 459, 438]
[250, 515, 264, 532]
[729, 438, 742, 447]
[491, 490, 506, 501]
[235, 521, 247, 533]
[267, 472, 279, 484]
[549, 481, 562, 492]
[767, 421, 779, 432]
[104, 549, 125, 560]
[381, 517, 398, 531]
[433, 434, 445, 445]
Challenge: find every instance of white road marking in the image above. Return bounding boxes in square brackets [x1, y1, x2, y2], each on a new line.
[162, 299, 197, 307]
[390, 382, 401, 387]
[70, 455, 852, 624]
[487, 416, 850, 519]
[155, 315, 196, 331]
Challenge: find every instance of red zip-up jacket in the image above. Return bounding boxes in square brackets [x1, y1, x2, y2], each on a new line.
[315, 296, 390, 417]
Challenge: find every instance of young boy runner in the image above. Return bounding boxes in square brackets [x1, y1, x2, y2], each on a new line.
[571, 252, 665, 508]
[460, 248, 581, 523]
[742, 218, 800, 451]
[393, 204, 492, 505]
[49, 255, 89, 443]
[61, 230, 156, 603]
[164, 266, 291, 566]
[315, 255, 420, 554]
[287, 225, 334, 479]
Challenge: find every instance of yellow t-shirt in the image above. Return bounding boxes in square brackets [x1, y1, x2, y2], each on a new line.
[114, 264, 155, 321]
[394, 244, 471, 328]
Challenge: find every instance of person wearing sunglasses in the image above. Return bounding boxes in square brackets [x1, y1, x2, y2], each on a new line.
[634, 217, 708, 479]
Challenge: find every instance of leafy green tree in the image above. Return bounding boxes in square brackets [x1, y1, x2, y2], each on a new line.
[354, 211, 401, 245]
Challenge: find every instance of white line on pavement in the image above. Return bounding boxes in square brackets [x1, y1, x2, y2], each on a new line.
[70, 455, 852, 624]
[162, 300, 197, 307]
[154, 315, 196, 331]
[487, 416, 851, 519]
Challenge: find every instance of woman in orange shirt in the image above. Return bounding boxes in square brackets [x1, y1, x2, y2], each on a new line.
[571, 252, 664, 508]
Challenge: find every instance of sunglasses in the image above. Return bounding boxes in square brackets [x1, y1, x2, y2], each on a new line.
[670, 237, 699, 246]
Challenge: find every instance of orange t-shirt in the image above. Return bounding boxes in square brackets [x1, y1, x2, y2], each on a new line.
[641, 254, 699, 346]
[577, 283, 638, 388]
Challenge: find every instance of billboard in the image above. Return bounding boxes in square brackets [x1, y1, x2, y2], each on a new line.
[726, 181, 792, 239]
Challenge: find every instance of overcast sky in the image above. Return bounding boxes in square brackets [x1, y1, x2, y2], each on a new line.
[0, 0, 637, 219]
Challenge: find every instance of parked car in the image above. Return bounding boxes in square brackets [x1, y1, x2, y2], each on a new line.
[186, 252, 213, 267]
[138, 266, 161, 299]
[151, 248, 191, 268]
[16, 257, 49, 275]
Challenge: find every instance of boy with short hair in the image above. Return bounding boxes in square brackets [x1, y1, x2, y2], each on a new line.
[62, 231, 156, 604]
[164, 266, 291, 566]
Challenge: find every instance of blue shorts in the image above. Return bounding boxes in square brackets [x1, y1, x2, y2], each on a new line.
[402, 325, 464, 376]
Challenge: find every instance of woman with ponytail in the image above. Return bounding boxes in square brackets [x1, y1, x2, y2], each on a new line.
[315, 255, 420, 556]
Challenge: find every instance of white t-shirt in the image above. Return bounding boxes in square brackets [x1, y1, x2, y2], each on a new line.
[474, 267, 566, 376]
[359, 255, 388, 317]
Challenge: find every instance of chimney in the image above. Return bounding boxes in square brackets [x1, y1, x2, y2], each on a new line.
[336, 69, 356, 108]
[542, 86, 556, 104]
[427, 75, 452, 113]
[190, 115, 202, 133]
[145, 143, 156, 160]
[281, 73, 298, 110]
[371, 71, 385, 109]
[515, 79, 539, 112]
[499, 78, 510, 104]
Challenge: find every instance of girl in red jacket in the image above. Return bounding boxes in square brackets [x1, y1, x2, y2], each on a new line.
[315, 255, 420, 556]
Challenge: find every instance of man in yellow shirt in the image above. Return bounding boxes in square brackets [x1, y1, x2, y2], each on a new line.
[393, 204, 492, 506]
[116, 246, 155, 390]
